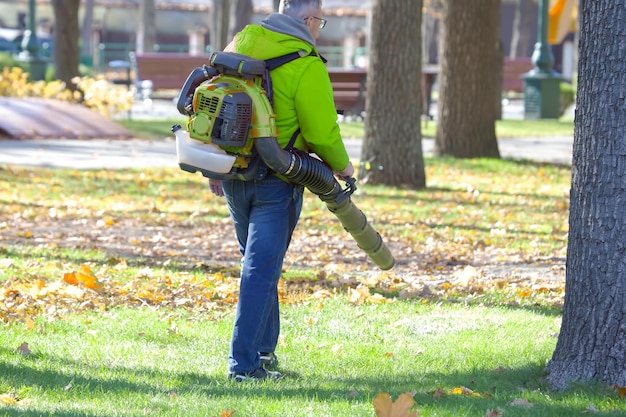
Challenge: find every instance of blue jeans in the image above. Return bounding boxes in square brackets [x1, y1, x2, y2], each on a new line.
[222, 175, 304, 374]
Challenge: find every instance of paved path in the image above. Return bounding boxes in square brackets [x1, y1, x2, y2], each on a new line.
[0, 98, 573, 169]
[0, 136, 573, 170]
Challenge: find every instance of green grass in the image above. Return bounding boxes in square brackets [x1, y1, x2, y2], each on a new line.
[117, 117, 574, 140]
[0, 153, 596, 416]
[2, 300, 624, 416]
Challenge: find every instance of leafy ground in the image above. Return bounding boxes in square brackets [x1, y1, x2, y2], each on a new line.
[0, 157, 590, 416]
[0, 157, 570, 324]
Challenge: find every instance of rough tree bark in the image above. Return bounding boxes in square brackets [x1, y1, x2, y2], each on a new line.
[361, 0, 425, 188]
[51, 0, 80, 90]
[546, 0, 626, 390]
[435, 0, 500, 158]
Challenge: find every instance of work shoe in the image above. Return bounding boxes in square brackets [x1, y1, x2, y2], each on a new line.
[259, 352, 278, 369]
[229, 367, 282, 382]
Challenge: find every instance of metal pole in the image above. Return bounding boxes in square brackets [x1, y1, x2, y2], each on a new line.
[531, 0, 555, 73]
[523, 0, 562, 119]
[24, 0, 39, 57]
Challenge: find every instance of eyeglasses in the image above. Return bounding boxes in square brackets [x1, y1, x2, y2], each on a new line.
[306, 16, 327, 29]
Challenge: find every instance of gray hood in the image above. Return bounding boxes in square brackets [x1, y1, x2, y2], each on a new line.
[260, 13, 316, 46]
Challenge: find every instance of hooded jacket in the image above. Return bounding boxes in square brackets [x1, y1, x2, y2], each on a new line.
[231, 13, 350, 172]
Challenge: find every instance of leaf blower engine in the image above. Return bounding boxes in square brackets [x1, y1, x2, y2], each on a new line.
[173, 52, 394, 270]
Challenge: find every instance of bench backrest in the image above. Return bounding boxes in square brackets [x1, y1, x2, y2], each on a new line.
[502, 57, 534, 93]
[130, 52, 212, 90]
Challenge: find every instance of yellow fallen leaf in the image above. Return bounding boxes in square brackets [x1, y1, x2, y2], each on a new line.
[0, 393, 18, 404]
[617, 386, 626, 398]
[449, 386, 481, 397]
[373, 392, 418, 417]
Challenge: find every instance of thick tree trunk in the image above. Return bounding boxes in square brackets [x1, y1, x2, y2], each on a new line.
[362, 0, 425, 188]
[51, 0, 80, 89]
[435, 0, 500, 158]
[546, 0, 626, 390]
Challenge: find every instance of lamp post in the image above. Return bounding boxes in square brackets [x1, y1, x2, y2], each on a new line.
[523, 0, 562, 119]
[18, 0, 47, 81]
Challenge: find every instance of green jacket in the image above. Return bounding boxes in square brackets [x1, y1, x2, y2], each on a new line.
[232, 14, 350, 172]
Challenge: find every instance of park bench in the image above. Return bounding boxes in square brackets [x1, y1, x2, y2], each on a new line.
[128, 52, 212, 99]
[502, 57, 534, 93]
[327, 68, 368, 119]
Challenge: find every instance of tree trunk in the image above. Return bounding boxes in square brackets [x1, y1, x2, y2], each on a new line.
[137, 0, 156, 53]
[229, 0, 253, 40]
[211, 0, 231, 51]
[51, 0, 80, 90]
[435, 0, 500, 158]
[422, 0, 442, 65]
[519, 0, 535, 58]
[509, 0, 534, 58]
[274, 0, 281, 12]
[361, 0, 425, 188]
[79, 0, 94, 60]
[546, 0, 626, 391]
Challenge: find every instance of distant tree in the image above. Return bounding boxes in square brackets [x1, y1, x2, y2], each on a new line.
[546, 0, 626, 390]
[422, 0, 442, 65]
[361, 0, 425, 188]
[137, 0, 156, 53]
[434, 0, 500, 158]
[211, 0, 231, 51]
[51, 0, 80, 90]
[230, 0, 253, 39]
[79, 0, 94, 60]
[509, 0, 534, 58]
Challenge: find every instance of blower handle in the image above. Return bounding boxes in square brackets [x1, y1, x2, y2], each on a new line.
[176, 65, 219, 116]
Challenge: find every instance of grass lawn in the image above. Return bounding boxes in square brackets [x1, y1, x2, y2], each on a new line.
[5, 299, 616, 417]
[2, 132, 621, 416]
[117, 117, 574, 141]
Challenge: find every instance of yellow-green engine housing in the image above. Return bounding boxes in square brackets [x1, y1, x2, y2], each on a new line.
[187, 74, 278, 169]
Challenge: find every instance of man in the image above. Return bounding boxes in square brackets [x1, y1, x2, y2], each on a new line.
[209, 0, 355, 382]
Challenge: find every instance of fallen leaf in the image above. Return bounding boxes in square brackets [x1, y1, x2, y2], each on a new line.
[16, 342, 30, 357]
[220, 410, 236, 417]
[63, 379, 74, 391]
[484, 407, 504, 417]
[508, 398, 533, 407]
[0, 393, 18, 404]
[430, 387, 446, 399]
[449, 386, 481, 397]
[373, 392, 419, 417]
[616, 386, 626, 398]
[346, 389, 359, 398]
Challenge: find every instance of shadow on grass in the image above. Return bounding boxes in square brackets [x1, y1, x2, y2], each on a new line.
[0, 351, 619, 417]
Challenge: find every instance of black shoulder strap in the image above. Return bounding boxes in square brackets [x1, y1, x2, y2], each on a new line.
[263, 50, 320, 105]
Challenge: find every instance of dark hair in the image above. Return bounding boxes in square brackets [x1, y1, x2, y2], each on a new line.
[279, 0, 322, 19]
